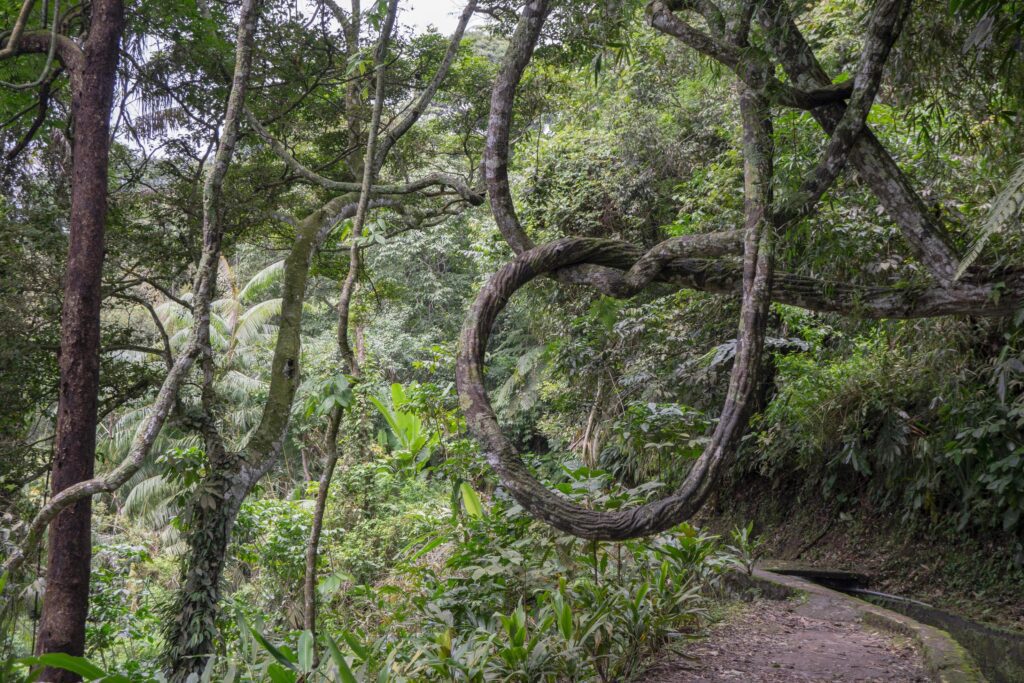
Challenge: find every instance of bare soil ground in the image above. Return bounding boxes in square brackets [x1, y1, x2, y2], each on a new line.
[643, 598, 927, 682]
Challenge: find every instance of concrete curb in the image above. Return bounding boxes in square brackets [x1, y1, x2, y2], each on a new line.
[740, 568, 986, 683]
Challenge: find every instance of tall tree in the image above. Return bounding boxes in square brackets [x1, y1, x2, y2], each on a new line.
[1, 0, 124, 676]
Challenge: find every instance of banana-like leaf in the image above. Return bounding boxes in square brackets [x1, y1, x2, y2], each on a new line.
[18, 654, 106, 680]
[460, 483, 485, 519]
[297, 630, 314, 673]
[248, 624, 297, 670]
[325, 635, 358, 683]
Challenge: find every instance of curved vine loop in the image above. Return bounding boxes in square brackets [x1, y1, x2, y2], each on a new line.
[457, 0, 1002, 539]
[457, 213, 774, 540]
[460, 0, 787, 540]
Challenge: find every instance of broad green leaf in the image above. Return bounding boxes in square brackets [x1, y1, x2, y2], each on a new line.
[249, 625, 297, 670]
[325, 635, 358, 683]
[298, 629, 315, 673]
[390, 382, 406, 409]
[557, 600, 573, 641]
[235, 608, 253, 660]
[407, 534, 445, 562]
[18, 654, 106, 679]
[369, 396, 401, 437]
[460, 482, 484, 519]
[342, 631, 368, 661]
[267, 663, 297, 683]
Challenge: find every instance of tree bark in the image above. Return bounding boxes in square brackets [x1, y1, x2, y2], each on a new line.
[302, 409, 341, 639]
[36, 2, 123, 678]
[457, 5, 777, 541]
[755, 0, 960, 280]
[164, 196, 323, 681]
[164, 453, 252, 683]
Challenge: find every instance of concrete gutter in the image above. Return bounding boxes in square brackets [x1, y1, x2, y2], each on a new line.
[735, 568, 986, 683]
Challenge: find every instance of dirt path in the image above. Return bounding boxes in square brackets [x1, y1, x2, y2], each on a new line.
[643, 597, 928, 682]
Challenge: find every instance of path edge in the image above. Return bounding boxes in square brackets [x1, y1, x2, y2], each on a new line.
[732, 568, 986, 683]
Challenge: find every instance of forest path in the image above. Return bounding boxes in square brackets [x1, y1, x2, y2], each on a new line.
[643, 595, 928, 682]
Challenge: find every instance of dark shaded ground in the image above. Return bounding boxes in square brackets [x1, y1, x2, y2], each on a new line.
[698, 475, 1024, 630]
[643, 598, 927, 682]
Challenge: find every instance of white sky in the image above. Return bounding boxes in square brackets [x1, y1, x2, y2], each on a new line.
[399, 0, 484, 35]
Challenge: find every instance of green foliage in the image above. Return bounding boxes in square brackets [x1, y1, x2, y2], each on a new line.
[725, 523, 762, 577]
[87, 544, 161, 661]
[7, 0, 1024, 676]
[957, 154, 1024, 278]
[753, 317, 1024, 535]
[306, 375, 355, 419]
[311, 469, 727, 682]
[231, 496, 315, 628]
[17, 654, 110, 681]
[600, 401, 709, 488]
[459, 483, 485, 520]
[370, 383, 441, 473]
[951, 0, 1024, 74]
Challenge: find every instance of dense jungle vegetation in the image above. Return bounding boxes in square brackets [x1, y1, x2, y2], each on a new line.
[1, 0, 1024, 680]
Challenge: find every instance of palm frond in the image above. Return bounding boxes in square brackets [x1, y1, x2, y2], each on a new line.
[956, 156, 1024, 279]
[109, 349, 161, 364]
[158, 527, 186, 555]
[122, 474, 178, 523]
[217, 370, 269, 403]
[168, 327, 191, 352]
[156, 300, 193, 334]
[235, 298, 282, 345]
[239, 260, 286, 304]
[493, 345, 548, 415]
[97, 406, 153, 461]
[219, 255, 238, 298]
[213, 298, 244, 342]
[210, 322, 231, 352]
[212, 297, 244, 321]
[209, 312, 231, 339]
[223, 407, 263, 441]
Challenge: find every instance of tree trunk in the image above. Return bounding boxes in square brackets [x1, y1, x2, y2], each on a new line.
[36, 2, 123, 679]
[303, 0, 399, 647]
[302, 410, 341, 638]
